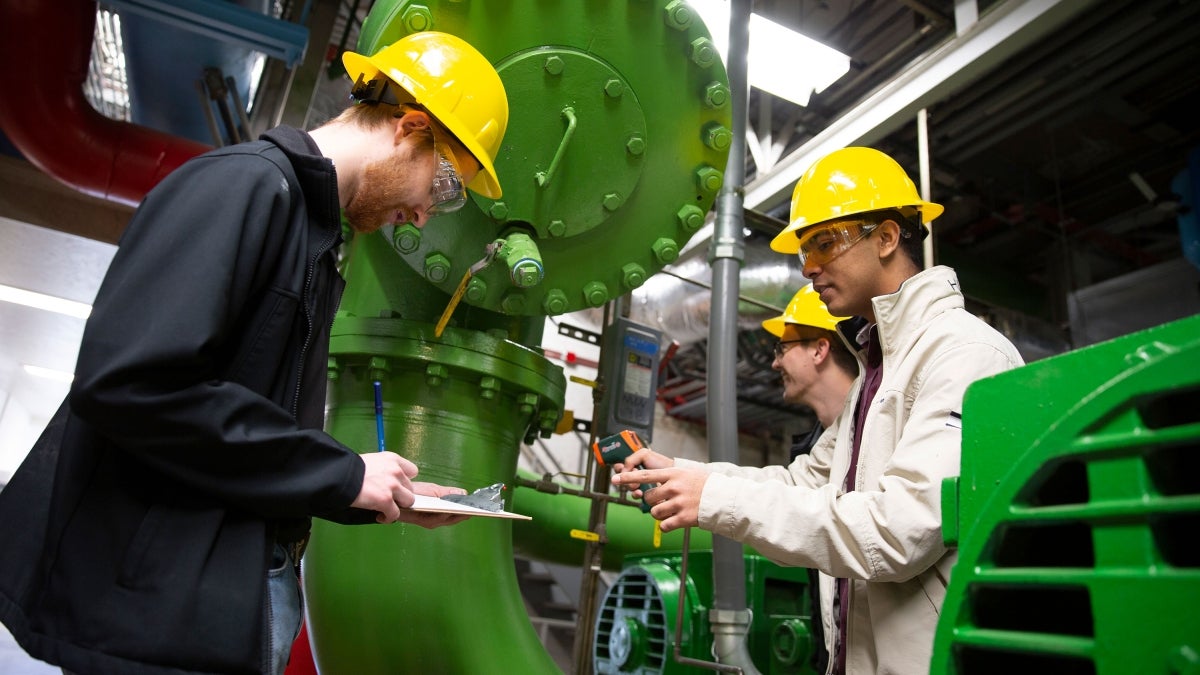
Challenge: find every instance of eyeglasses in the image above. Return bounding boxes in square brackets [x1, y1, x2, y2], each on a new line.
[773, 338, 817, 359]
[428, 140, 468, 216]
[796, 220, 878, 268]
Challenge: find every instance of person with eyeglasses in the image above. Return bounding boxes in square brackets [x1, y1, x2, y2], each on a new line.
[762, 285, 861, 461]
[614, 147, 1024, 675]
[765, 285, 864, 675]
[0, 32, 506, 675]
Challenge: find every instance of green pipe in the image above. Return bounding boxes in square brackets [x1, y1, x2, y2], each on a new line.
[511, 470, 714, 570]
[303, 318, 565, 674]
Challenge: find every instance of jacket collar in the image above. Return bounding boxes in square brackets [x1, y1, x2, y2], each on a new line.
[868, 265, 964, 358]
[260, 126, 343, 233]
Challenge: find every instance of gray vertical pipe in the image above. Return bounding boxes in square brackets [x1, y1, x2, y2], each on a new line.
[706, 1, 760, 673]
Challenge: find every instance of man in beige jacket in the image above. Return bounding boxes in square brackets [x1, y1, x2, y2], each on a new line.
[764, 283, 859, 674]
[614, 147, 1024, 674]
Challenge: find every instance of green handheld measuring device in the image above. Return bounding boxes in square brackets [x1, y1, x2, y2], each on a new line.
[592, 430, 655, 513]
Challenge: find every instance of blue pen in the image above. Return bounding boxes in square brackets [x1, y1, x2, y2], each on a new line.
[373, 380, 386, 452]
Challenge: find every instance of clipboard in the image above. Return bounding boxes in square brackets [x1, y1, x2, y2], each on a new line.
[408, 494, 532, 520]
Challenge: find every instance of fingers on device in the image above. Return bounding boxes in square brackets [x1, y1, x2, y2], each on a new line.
[592, 430, 655, 513]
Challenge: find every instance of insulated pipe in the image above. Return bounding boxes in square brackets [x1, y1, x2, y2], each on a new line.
[0, 0, 210, 206]
[705, 1, 760, 674]
[584, 244, 807, 347]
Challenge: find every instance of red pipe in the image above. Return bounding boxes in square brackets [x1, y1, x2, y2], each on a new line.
[0, 0, 211, 206]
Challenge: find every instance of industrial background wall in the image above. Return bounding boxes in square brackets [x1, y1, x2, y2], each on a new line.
[0, 1, 1197, 674]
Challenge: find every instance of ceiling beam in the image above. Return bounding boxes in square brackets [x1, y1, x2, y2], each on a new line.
[743, 0, 1102, 215]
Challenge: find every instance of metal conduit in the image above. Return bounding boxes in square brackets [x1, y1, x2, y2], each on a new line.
[702, 0, 760, 673]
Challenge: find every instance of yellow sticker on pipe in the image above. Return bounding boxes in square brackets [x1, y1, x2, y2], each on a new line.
[569, 528, 600, 542]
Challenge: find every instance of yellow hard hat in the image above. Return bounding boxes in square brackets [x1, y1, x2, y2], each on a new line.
[761, 285, 848, 337]
[343, 32, 508, 199]
[770, 147, 944, 253]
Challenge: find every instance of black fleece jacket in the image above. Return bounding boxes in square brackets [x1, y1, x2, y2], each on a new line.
[0, 126, 373, 675]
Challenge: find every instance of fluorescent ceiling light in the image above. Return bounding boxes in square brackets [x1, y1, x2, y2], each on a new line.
[0, 284, 92, 319]
[23, 364, 75, 383]
[689, 0, 851, 107]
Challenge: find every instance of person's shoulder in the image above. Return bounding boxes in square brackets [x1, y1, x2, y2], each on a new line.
[925, 309, 1023, 367]
[181, 140, 294, 184]
[200, 138, 288, 166]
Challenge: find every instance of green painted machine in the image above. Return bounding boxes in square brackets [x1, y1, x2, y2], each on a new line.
[934, 314, 1200, 675]
[300, 1, 733, 673]
[593, 551, 820, 675]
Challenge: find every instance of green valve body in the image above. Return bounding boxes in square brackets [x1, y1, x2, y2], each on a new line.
[364, 0, 730, 317]
[306, 319, 566, 674]
[303, 2, 732, 673]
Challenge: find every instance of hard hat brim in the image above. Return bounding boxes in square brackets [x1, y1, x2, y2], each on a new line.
[770, 199, 945, 254]
[761, 315, 786, 338]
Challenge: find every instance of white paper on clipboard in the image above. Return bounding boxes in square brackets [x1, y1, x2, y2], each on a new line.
[407, 494, 532, 520]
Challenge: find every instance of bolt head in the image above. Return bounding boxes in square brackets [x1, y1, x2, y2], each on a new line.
[704, 81, 730, 108]
[401, 4, 432, 31]
[663, 0, 693, 30]
[689, 38, 717, 68]
[703, 123, 732, 150]
[392, 223, 422, 253]
[676, 204, 705, 231]
[621, 263, 647, 289]
[543, 289, 568, 315]
[465, 277, 488, 303]
[424, 253, 451, 283]
[583, 281, 609, 307]
[652, 237, 679, 264]
[626, 135, 646, 156]
[602, 192, 624, 211]
[695, 166, 723, 194]
[488, 201, 509, 220]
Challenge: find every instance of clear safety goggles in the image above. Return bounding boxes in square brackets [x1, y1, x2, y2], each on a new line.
[428, 140, 468, 216]
[796, 220, 878, 268]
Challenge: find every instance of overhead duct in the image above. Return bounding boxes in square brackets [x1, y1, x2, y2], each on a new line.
[0, 0, 210, 206]
[589, 239, 807, 346]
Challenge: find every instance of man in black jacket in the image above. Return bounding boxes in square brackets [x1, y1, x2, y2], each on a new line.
[0, 31, 508, 675]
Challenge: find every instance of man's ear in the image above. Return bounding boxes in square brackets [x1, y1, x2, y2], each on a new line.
[394, 110, 431, 142]
[811, 337, 831, 365]
[875, 219, 902, 259]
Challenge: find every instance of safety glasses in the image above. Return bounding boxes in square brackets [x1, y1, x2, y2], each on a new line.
[772, 337, 817, 359]
[427, 140, 468, 216]
[796, 220, 878, 268]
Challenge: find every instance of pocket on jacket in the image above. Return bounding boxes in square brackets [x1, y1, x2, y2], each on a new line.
[117, 504, 225, 589]
[226, 287, 300, 394]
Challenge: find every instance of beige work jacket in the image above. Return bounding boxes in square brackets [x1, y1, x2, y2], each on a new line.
[683, 265, 1024, 674]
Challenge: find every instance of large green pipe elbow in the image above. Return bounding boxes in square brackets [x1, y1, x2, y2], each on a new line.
[303, 319, 565, 674]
